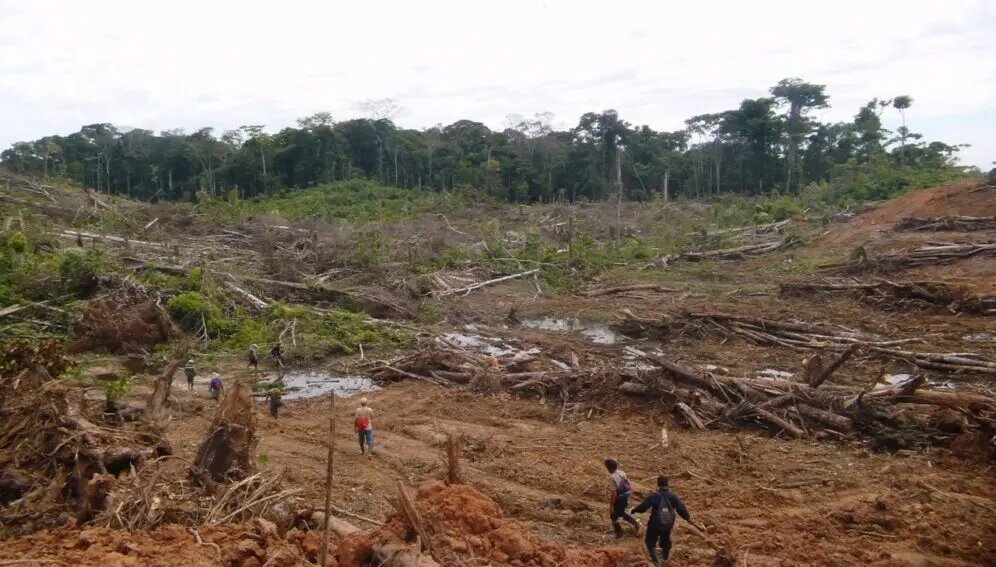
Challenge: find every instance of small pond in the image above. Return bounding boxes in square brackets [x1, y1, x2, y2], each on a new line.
[266, 371, 380, 400]
[520, 317, 621, 344]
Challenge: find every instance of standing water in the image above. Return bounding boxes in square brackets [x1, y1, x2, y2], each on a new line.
[269, 370, 380, 400]
[520, 317, 620, 344]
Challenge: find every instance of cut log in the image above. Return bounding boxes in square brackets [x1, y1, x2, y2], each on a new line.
[810, 345, 858, 387]
[581, 283, 679, 297]
[429, 269, 539, 298]
[895, 216, 996, 232]
[676, 402, 706, 430]
[224, 281, 269, 310]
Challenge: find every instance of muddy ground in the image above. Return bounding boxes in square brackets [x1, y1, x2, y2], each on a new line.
[2, 181, 994, 566]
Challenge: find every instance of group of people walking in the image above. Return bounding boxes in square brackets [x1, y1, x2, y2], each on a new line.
[606, 459, 704, 566]
[181, 343, 287, 416]
[182, 354, 694, 565]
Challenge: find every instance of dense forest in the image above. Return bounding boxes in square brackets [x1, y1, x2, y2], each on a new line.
[1, 79, 971, 204]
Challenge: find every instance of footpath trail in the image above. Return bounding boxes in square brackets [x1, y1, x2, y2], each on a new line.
[165, 378, 994, 566]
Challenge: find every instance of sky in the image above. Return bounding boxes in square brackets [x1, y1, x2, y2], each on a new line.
[1, 0, 994, 169]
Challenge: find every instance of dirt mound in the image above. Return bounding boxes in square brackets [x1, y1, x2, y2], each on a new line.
[815, 181, 995, 251]
[0, 519, 314, 566]
[338, 481, 628, 567]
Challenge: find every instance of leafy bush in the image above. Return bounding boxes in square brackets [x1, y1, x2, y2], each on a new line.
[58, 251, 103, 296]
[310, 309, 407, 355]
[167, 291, 232, 336]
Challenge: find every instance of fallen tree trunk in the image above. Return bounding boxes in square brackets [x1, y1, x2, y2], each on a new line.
[680, 240, 788, 261]
[830, 242, 996, 273]
[54, 230, 163, 248]
[810, 345, 859, 387]
[781, 278, 992, 314]
[125, 257, 412, 319]
[580, 283, 679, 297]
[429, 269, 539, 298]
[895, 216, 996, 232]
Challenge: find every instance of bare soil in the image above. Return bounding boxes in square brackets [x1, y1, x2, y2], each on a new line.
[2, 181, 994, 566]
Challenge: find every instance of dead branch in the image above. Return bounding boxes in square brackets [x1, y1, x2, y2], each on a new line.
[429, 269, 539, 298]
[580, 283, 679, 297]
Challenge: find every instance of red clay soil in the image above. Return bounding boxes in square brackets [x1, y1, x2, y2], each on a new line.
[815, 181, 995, 251]
[0, 519, 316, 566]
[337, 481, 629, 567]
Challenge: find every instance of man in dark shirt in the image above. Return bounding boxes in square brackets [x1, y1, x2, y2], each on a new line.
[631, 476, 704, 565]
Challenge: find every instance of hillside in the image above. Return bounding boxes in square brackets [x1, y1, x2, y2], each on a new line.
[1, 170, 994, 566]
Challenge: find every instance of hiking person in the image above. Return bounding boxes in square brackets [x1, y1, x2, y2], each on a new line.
[354, 397, 374, 456]
[209, 374, 224, 401]
[630, 476, 704, 565]
[270, 343, 285, 367]
[605, 458, 641, 538]
[184, 359, 196, 391]
[266, 388, 283, 418]
[248, 344, 259, 370]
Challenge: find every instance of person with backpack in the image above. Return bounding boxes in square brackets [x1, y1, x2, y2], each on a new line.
[604, 459, 641, 538]
[354, 397, 374, 456]
[184, 359, 196, 391]
[209, 374, 224, 401]
[631, 476, 704, 565]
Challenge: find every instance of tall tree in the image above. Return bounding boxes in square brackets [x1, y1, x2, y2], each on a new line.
[771, 79, 828, 193]
[892, 95, 913, 164]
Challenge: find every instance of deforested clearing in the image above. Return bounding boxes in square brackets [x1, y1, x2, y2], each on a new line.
[1, 167, 993, 566]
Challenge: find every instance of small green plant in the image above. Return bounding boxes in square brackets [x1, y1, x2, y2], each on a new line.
[102, 375, 133, 410]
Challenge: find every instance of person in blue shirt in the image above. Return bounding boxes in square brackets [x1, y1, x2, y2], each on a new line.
[631, 476, 704, 565]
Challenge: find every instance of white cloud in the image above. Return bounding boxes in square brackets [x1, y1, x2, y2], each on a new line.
[0, 0, 993, 168]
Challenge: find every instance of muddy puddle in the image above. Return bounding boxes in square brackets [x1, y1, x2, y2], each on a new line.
[520, 317, 620, 344]
[268, 371, 380, 400]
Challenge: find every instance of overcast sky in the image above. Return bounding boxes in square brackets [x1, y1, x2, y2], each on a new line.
[1, 0, 993, 169]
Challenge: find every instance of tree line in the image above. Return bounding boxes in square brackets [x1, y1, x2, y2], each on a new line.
[0, 79, 969, 204]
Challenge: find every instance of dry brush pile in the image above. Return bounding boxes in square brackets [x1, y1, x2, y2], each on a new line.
[372, 322, 996, 456]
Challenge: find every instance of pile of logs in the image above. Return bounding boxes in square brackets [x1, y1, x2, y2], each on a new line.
[679, 311, 996, 375]
[368, 332, 995, 452]
[895, 216, 996, 232]
[619, 348, 995, 452]
[780, 278, 996, 315]
[680, 237, 797, 262]
[832, 242, 996, 273]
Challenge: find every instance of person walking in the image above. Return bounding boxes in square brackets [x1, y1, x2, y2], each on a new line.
[249, 344, 259, 370]
[605, 459, 641, 538]
[354, 397, 374, 456]
[266, 388, 283, 418]
[630, 476, 704, 565]
[184, 359, 196, 391]
[270, 343, 285, 367]
[209, 374, 224, 401]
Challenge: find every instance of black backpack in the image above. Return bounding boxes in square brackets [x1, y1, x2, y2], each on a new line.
[655, 492, 676, 530]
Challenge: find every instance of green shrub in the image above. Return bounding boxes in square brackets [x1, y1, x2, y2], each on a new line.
[167, 291, 232, 336]
[58, 251, 103, 296]
[102, 376, 133, 410]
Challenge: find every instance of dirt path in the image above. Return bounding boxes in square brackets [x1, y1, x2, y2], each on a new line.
[163, 377, 994, 566]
